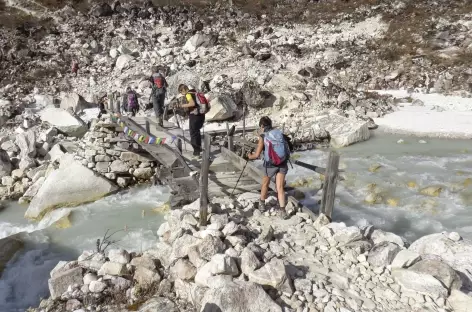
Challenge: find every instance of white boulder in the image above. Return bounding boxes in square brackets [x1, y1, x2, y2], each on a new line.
[206, 95, 238, 122]
[313, 113, 370, 147]
[40, 107, 87, 137]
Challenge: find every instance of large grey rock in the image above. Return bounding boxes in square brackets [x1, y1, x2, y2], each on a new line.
[107, 249, 130, 264]
[139, 297, 179, 312]
[313, 213, 330, 231]
[247, 258, 289, 290]
[48, 267, 83, 299]
[0, 233, 24, 275]
[133, 168, 153, 180]
[391, 249, 421, 269]
[109, 160, 130, 174]
[174, 279, 207, 311]
[24, 159, 118, 220]
[240, 247, 262, 275]
[40, 107, 87, 137]
[116, 54, 134, 71]
[184, 33, 217, 52]
[166, 70, 201, 97]
[134, 266, 161, 286]
[200, 280, 283, 312]
[97, 262, 128, 276]
[170, 234, 202, 262]
[60, 93, 90, 114]
[0, 149, 12, 178]
[197, 235, 225, 261]
[409, 233, 472, 290]
[448, 289, 472, 312]
[170, 259, 197, 281]
[392, 269, 448, 298]
[367, 242, 401, 267]
[206, 95, 237, 122]
[241, 80, 264, 108]
[313, 114, 370, 148]
[332, 225, 363, 245]
[410, 259, 462, 291]
[15, 131, 36, 158]
[210, 254, 239, 276]
[370, 229, 404, 247]
[130, 256, 156, 271]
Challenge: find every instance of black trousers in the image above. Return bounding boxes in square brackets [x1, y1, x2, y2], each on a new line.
[152, 92, 165, 117]
[189, 114, 205, 155]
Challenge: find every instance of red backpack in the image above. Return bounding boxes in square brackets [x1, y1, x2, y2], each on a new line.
[189, 91, 210, 115]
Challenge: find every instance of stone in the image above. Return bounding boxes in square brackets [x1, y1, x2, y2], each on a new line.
[332, 226, 363, 245]
[19, 157, 36, 170]
[195, 262, 214, 287]
[66, 298, 81, 311]
[210, 254, 239, 276]
[198, 234, 225, 261]
[200, 280, 283, 312]
[368, 242, 401, 267]
[89, 280, 107, 293]
[120, 151, 153, 162]
[294, 279, 312, 294]
[206, 95, 238, 122]
[134, 266, 161, 286]
[48, 267, 83, 299]
[313, 114, 370, 148]
[117, 177, 131, 188]
[1, 176, 13, 186]
[60, 93, 90, 114]
[15, 131, 36, 158]
[409, 233, 472, 290]
[448, 289, 472, 312]
[40, 107, 87, 137]
[392, 269, 448, 298]
[258, 225, 274, 243]
[410, 259, 462, 290]
[449, 232, 462, 242]
[184, 33, 217, 52]
[109, 160, 129, 174]
[111, 276, 132, 291]
[174, 279, 207, 310]
[138, 297, 179, 312]
[170, 234, 202, 262]
[170, 259, 197, 281]
[0, 233, 24, 275]
[25, 159, 118, 220]
[107, 249, 130, 264]
[130, 256, 156, 270]
[391, 250, 421, 269]
[314, 213, 330, 231]
[370, 229, 404, 247]
[97, 262, 128, 276]
[0, 149, 12, 179]
[247, 258, 289, 290]
[240, 247, 262, 275]
[83, 273, 97, 285]
[133, 167, 153, 180]
[116, 54, 134, 71]
[209, 214, 229, 230]
[22, 177, 45, 201]
[94, 155, 111, 162]
[241, 80, 264, 108]
[46, 144, 65, 163]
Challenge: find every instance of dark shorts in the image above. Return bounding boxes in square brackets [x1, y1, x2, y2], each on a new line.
[264, 164, 288, 179]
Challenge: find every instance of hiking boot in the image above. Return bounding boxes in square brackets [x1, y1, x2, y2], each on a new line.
[158, 116, 164, 127]
[277, 207, 289, 220]
[257, 200, 266, 212]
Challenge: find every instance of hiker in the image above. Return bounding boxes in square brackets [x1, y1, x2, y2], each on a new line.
[174, 84, 210, 158]
[149, 66, 168, 126]
[122, 87, 139, 117]
[71, 60, 79, 76]
[246, 116, 292, 219]
[97, 94, 107, 119]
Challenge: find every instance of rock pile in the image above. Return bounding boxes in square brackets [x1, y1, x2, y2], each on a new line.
[29, 193, 472, 312]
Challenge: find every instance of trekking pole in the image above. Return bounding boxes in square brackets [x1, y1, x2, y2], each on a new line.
[231, 160, 248, 196]
[174, 108, 187, 151]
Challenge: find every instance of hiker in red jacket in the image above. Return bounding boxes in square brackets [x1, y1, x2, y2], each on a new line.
[71, 60, 79, 76]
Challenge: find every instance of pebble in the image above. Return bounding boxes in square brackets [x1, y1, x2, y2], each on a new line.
[448, 231, 461, 241]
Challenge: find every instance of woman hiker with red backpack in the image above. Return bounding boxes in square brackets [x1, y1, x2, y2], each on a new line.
[174, 84, 210, 159]
[246, 116, 292, 219]
[149, 66, 169, 127]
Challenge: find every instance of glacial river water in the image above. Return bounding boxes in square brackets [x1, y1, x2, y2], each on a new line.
[1, 131, 472, 311]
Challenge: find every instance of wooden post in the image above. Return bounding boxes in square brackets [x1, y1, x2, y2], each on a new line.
[199, 134, 211, 226]
[226, 122, 234, 151]
[242, 105, 246, 139]
[176, 138, 182, 154]
[145, 120, 150, 134]
[320, 151, 340, 219]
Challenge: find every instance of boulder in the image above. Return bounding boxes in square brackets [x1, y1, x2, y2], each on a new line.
[391, 250, 421, 269]
[170, 259, 197, 281]
[184, 33, 218, 52]
[314, 213, 330, 231]
[409, 233, 472, 290]
[241, 80, 264, 108]
[410, 259, 462, 291]
[206, 95, 238, 122]
[240, 247, 262, 275]
[133, 167, 153, 180]
[107, 249, 130, 264]
[448, 289, 472, 312]
[247, 258, 289, 290]
[24, 159, 118, 220]
[392, 269, 448, 298]
[116, 54, 134, 71]
[89, 280, 107, 293]
[138, 297, 179, 312]
[197, 235, 225, 261]
[0, 233, 24, 275]
[370, 229, 404, 247]
[332, 226, 363, 245]
[97, 262, 128, 276]
[60, 93, 90, 114]
[130, 256, 156, 271]
[0, 99, 13, 126]
[109, 160, 130, 174]
[367, 242, 401, 267]
[40, 107, 87, 137]
[0, 149, 12, 178]
[48, 267, 83, 299]
[174, 279, 207, 310]
[200, 280, 282, 312]
[15, 131, 36, 158]
[314, 114, 370, 148]
[134, 266, 161, 286]
[166, 70, 202, 97]
[170, 234, 202, 262]
[210, 254, 239, 276]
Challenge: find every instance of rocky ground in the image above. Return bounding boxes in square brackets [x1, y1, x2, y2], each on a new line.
[26, 194, 472, 312]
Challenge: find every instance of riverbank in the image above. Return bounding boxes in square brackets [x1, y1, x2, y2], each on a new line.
[26, 194, 472, 312]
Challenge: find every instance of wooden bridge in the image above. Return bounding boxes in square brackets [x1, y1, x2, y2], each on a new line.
[112, 113, 341, 223]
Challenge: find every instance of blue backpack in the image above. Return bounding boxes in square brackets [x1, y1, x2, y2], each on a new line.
[263, 129, 291, 166]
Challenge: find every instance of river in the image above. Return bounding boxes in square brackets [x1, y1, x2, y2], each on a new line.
[1, 131, 472, 311]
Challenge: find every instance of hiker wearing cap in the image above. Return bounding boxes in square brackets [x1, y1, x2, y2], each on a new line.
[175, 84, 210, 159]
[122, 86, 139, 117]
[246, 116, 292, 219]
[149, 66, 168, 127]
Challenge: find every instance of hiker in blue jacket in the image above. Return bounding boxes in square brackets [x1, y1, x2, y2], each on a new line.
[246, 116, 291, 219]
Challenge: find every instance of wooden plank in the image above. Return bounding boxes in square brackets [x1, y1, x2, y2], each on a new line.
[226, 122, 234, 151]
[233, 137, 258, 150]
[220, 147, 316, 220]
[320, 151, 340, 219]
[199, 134, 211, 226]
